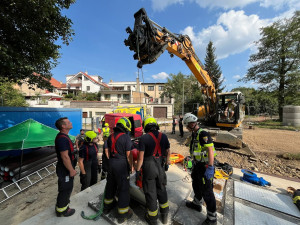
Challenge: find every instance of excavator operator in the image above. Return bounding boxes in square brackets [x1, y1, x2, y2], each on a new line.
[136, 116, 171, 225]
[183, 113, 217, 225]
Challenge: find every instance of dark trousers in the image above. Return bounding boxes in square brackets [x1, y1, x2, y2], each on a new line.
[191, 162, 216, 212]
[81, 159, 98, 191]
[105, 158, 130, 209]
[172, 124, 176, 134]
[179, 125, 184, 137]
[142, 158, 168, 212]
[56, 163, 74, 208]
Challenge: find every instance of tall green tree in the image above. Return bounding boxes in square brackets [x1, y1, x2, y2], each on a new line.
[242, 11, 300, 121]
[204, 41, 225, 92]
[0, 0, 75, 90]
[0, 79, 28, 107]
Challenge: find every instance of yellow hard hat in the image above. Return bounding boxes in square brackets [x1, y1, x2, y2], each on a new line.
[116, 117, 131, 132]
[142, 116, 157, 129]
[105, 123, 109, 127]
[85, 131, 97, 142]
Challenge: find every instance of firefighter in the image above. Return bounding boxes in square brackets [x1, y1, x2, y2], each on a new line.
[102, 123, 110, 141]
[78, 131, 99, 191]
[136, 116, 170, 225]
[183, 113, 217, 225]
[103, 117, 134, 223]
[54, 117, 77, 217]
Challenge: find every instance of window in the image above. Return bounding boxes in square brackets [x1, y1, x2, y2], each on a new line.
[86, 86, 90, 91]
[104, 94, 110, 100]
[123, 94, 130, 100]
[159, 86, 164, 91]
[148, 86, 154, 91]
[127, 85, 131, 90]
[118, 94, 121, 98]
[89, 111, 92, 118]
[134, 119, 141, 128]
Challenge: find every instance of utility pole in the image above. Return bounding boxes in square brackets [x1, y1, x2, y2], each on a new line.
[182, 82, 184, 115]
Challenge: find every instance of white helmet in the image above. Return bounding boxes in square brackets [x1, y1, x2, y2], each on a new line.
[183, 113, 198, 125]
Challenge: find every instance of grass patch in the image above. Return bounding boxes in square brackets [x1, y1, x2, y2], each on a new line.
[253, 119, 300, 131]
[282, 153, 300, 160]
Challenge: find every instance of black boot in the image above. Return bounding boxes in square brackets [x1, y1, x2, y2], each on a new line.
[202, 218, 217, 225]
[117, 209, 133, 224]
[103, 201, 116, 215]
[186, 200, 202, 212]
[161, 213, 168, 224]
[56, 207, 75, 217]
[145, 213, 158, 225]
[202, 210, 217, 225]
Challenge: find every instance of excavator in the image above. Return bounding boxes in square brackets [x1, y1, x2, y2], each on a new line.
[124, 8, 255, 157]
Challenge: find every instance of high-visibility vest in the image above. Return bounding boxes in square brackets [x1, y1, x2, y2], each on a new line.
[191, 129, 217, 162]
[103, 127, 110, 137]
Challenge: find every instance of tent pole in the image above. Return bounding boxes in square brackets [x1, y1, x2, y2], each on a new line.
[18, 150, 24, 181]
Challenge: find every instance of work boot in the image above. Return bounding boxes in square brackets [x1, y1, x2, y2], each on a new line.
[117, 209, 133, 224]
[56, 207, 75, 217]
[145, 213, 158, 225]
[103, 201, 116, 215]
[186, 200, 202, 212]
[161, 213, 168, 224]
[201, 218, 217, 225]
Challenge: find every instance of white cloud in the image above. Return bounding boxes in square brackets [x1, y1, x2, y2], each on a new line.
[181, 10, 269, 60]
[233, 75, 241, 79]
[152, 72, 169, 80]
[151, 0, 300, 11]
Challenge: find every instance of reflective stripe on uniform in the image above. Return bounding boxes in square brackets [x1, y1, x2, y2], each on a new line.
[104, 198, 114, 204]
[148, 209, 158, 216]
[192, 129, 217, 162]
[204, 143, 214, 147]
[56, 204, 69, 212]
[293, 195, 300, 203]
[118, 207, 129, 214]
[160, 202, 169, 209]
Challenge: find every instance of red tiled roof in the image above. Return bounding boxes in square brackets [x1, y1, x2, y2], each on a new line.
[81, 72, 110, 89]
[50, 77, 63, 88]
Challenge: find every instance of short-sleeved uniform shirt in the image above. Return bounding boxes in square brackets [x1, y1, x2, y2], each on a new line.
[79, 142, 98, 162]
[104, 131, 132, 160]
[189, 129, 213, 153]
[55, 132, 74, 165]
[138, 130, 170, 158]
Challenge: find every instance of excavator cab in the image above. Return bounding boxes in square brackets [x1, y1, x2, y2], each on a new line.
[216, 92, 245, 128]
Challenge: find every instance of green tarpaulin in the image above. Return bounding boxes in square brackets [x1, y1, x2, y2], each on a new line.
[0, 119, 75, 151]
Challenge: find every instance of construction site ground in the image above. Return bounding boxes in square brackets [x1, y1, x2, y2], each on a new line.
[1, 118, 300, 225]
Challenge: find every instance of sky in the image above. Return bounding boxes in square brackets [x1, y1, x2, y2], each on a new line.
[51, 0, 300, 91]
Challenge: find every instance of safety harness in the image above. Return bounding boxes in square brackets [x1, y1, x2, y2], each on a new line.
[110, 133, 124, 156]
[85, 144, 98, 161]
[148, 132, 162, 158]
[56, 133, 75, 160]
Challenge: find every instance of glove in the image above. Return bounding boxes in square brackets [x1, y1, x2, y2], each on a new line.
[135, 170, 141, 183]
[204, 165, 215, 180]
[80, 173, 87, 185]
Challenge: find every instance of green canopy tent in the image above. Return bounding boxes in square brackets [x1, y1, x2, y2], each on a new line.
[0, 119, 75, 151]
[0, 119, 76, 179]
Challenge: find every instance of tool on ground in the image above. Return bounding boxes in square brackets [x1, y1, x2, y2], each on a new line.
[81, 188, 106, 220]
[240, 169, 271, 186]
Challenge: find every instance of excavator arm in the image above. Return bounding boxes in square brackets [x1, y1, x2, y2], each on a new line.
[124, 8, 216, 115]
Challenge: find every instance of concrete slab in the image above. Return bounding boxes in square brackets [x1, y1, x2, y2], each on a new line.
[235, 181, 300, 218]
[235, 202, 297, 225]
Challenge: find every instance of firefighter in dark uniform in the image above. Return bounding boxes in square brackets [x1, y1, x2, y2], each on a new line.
[103, 117, 133, 223]
[136, 116, 171, 225]
[54, 117, 77, 217]
[101, 123, 110, 180]
[183, 113, 217, 225]
[78, 131, 99, 191]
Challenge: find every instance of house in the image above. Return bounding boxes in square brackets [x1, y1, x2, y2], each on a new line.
[65, 71, 109, 94]
[140, 82, 166, 103]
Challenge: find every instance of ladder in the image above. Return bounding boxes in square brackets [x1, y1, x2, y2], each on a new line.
[0, 162, 57, 204]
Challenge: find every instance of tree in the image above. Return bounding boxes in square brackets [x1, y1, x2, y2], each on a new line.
[204, 41, 225, 92]
[0, 0, 75, 90]
[161, 72, 203, 114]
[0, 79, 28, 107]
[242, 11, 300, 121]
